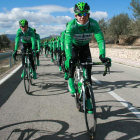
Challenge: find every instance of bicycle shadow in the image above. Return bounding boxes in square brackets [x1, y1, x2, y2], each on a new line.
[96, 100, 139, 119]
[0, 119, 90, 140]
[96, 118, 140, 140]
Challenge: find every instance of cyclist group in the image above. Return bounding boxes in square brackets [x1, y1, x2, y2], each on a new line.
[12, 2, 111, 105]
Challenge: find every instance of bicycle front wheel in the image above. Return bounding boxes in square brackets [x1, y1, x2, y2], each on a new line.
[84, 82, 97, 139]
[24, 65, 30, 94]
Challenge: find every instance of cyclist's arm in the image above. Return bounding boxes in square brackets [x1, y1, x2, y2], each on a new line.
[31, 30, 36, 50]
[93, 20, 106, 58]
[36, 34, 41, 50]
[61, 31, 65, 51]
[15, 29, 21, 51]
[65, 23, 73, 59]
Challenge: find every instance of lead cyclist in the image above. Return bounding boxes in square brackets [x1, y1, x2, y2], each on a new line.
[65, 2, 111, 96]
[12, 19, 37, 79]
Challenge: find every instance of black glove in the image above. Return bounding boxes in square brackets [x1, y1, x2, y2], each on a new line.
[99, 55, 111, 66]
[12, 50, 17, 60]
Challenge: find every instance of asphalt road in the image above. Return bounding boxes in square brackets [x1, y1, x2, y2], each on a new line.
[0, 53, 140, 140]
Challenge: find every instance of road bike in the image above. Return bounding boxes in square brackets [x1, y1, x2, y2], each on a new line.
[70, 60, 110, 139]
[14, 50, 37, 94]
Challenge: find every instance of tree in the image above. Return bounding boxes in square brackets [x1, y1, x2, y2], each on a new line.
[0, 34, 11, 51]
[107, 13, 131, 41]
[130, 0, 140, 19]
[98, 19, 108, 35]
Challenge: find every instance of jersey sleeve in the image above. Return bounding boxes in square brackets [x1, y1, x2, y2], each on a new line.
[61, 31, 65, 51]
[65, 22, 73, 59]
[30, 30, 36, 50]
[14, 29, 21, 51]
[36, 34, 41, 50]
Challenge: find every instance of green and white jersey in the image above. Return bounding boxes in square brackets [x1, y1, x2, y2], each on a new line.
[61, 30, 66, 51]
[57, 38, 61, 50]
[53, 40, 57, 51]
[35, 33, 40, 50]
[65, 18, 105, 58]
[15, 27, 36, 50]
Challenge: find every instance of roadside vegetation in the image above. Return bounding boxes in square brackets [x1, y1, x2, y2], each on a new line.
[1, 0, 140, 51]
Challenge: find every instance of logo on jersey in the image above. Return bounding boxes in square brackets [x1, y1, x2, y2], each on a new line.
[73, 33, 94, 41]
[21, 36, 31, 41]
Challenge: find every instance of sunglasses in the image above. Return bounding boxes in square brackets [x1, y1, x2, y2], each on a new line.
[77, 13, 88, 17]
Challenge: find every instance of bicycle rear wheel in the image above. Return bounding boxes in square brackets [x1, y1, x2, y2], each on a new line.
[84, 82, 97, 139]
[23, 65, 30, 94]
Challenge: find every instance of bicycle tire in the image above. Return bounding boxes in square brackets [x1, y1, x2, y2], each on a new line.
[30, 66, 33, 85]
[84, 82, 97, 139]
[23, 65, 30, 94]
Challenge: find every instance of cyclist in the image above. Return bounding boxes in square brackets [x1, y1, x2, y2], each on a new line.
[56, 36, 62, 71]
[50, 39, 54, 62]
[44, 39, 49, 57]
[12, 19, 37, 79]
[61, 23, 69, 80]
[53, 38, 57, 61]
[33, 28, 40, 66]
[65, 2, 111, 95]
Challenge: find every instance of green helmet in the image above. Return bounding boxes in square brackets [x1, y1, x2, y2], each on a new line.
[32, 28, 36, 32]
[74, 2, 90, 13]
[19, 19, 28, 26]
[52, 38, 55, 41]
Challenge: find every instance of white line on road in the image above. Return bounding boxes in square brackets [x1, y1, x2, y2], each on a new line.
[92, 76, 140, 119]
[0, 64, 22, 85]
[91, 76, 102, 84]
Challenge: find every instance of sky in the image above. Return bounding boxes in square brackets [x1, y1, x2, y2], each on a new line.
[0, 0, 134, 38]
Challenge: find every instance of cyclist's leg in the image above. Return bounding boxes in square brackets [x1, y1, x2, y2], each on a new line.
[68, 46, 78, 95]
[50, 48, 53, 62]
[36, 46, 40, 66]
[45, 46, 47, 57]
[59, 48, 62, 71]
[28, 44, 37, 79]
[21, 43, 27, 78]
[79, 43, 92, 85]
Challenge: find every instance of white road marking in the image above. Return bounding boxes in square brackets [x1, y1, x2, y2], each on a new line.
[91, 76, 102, 84]
[92, 76, 140, 119]
[0, 64, 22, 85]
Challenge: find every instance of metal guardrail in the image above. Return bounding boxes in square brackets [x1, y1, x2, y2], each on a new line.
[0, 52, 21, 68]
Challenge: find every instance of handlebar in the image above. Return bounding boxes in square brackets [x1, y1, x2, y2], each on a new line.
[70, 61, 110, 76]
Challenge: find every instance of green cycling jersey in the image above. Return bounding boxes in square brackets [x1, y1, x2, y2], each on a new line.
[61, 30, 66, 51]
[35, 33, 40, 50]
[65, 18, 105, 59]
[15, 27, 36, 50]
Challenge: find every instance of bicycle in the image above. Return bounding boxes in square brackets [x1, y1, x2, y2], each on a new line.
[13, 50, 35, 94]
[69, 60, 110, 139]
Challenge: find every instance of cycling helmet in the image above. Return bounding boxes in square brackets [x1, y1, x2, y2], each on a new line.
[74, 2, 90, 13]
[52, 38, 55, 41]
[19, 19, 28, 26]
[32, 28, 36, 32]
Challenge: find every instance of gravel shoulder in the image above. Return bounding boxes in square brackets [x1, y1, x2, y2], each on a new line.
[90, 43, 140, 68]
